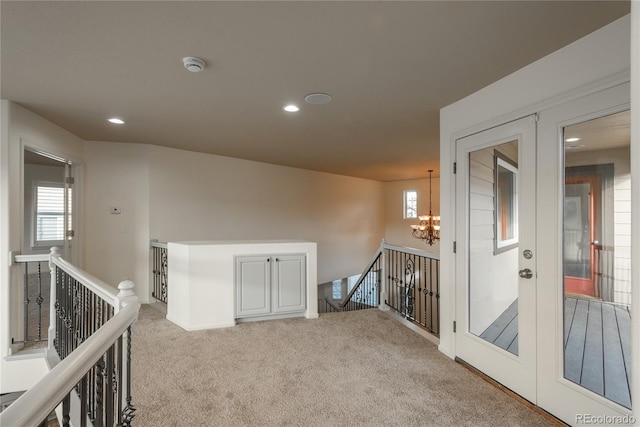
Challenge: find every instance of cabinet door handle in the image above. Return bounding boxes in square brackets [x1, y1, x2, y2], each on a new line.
[275, 258, 279, 262]
[267, 258, 270, 263]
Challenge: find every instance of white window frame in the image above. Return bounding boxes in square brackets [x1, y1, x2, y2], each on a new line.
[32, 181, 66, 248]
[403, 190, 418, 219]
[494, 153, 519, 254]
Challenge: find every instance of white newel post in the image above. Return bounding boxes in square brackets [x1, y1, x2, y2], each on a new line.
[379, 238, 390, 311]
[47, 247, 61, 350]
[116, 280, 138, 312]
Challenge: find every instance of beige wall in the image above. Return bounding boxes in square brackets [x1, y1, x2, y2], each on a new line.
[81, 141, 385, 303]
[83, 141, 151, 299]
[383, 177, 440, 253]
[148, 145, 385, 287]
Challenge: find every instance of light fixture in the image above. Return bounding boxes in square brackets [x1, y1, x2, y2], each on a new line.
[410, 169, 440, 246]
[284, 104, 300, 112]
[182, 56, 206, 72]
[565, 137, 581, 142]
[108, 117, 125, 125]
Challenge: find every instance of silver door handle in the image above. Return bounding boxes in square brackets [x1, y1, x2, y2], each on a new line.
[519, 268, 533, 279]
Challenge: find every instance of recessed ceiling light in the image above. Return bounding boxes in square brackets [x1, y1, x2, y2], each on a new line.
[565, 137, 581, 142]
[284, 104, 300, 113]
[108, 117, 125, 125]
[304, 93, 332, 105]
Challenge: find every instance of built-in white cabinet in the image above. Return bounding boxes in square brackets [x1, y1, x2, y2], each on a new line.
[167, 240, 317, 331]
[236, 254, 306, 319]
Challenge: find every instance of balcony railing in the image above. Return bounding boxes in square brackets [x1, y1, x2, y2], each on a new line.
[12, 253, 51, 347]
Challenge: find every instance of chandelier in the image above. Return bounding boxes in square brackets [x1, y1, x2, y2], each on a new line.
[410, 170, 440, 246]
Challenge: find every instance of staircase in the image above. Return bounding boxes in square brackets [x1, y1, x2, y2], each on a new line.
[317, 240, 440, 338]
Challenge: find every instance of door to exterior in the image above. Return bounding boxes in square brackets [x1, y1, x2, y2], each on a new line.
[536, 83, 633, 423]
[455, 116, 538, 403]
[455, 83, 633, 424]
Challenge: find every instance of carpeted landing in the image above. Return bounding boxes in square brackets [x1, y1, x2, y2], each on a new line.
[132, 305, 555, 426]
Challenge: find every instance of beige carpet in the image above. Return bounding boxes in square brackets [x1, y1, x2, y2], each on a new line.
[132, 305, 555, 426]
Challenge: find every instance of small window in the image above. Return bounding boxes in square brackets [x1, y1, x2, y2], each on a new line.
[494, 153, 518, 253]
[404, 190, 418, 219]
[33, 182, 70, 247]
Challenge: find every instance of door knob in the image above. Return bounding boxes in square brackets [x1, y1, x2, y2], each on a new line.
[519, 268, 533, 279]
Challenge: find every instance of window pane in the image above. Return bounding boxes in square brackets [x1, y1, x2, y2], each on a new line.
[35, 185, 65, 242]
[404, 190, 417, 219]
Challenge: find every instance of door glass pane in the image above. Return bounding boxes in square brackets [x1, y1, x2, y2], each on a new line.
[469, 140, 519, 355]
[563, 110, 632, 409]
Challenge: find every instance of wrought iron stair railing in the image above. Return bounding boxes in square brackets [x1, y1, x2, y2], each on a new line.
[150, 240, 168, 304]
[320, 240, 440, 337]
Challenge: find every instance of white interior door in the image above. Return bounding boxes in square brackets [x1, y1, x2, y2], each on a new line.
[455, 116, 537, 403]
[536, 82, 633, 424]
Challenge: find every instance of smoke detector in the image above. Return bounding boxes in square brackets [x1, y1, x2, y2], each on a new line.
[182, 57, 206, 72]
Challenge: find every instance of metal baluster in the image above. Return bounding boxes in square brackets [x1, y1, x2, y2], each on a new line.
[96, 357, 105, 427]
[62, 393, 71, 427]
[117, 335, 123, 426]
[23, 262, 30, 343]
[105, 345, 115, 426]
[121, 325, 135, 426]
[37, 262, 44, 341]
[80, 374, 88, 427]
[435, 258, 440, 336]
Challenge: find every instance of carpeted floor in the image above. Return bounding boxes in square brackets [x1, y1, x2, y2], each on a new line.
[132, 305, 556, 426]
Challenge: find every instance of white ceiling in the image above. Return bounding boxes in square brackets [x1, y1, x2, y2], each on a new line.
[1, 1, 630, 181]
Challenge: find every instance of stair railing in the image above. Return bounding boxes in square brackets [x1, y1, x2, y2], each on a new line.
[150, 240, 168, 303]
[1, 247, 140, 426]
[329, 239, 440, 337]
[339, 246, 383, 312]
[384, 243, 440, 337]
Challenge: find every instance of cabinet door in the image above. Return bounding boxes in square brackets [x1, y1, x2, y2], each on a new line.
[236, 256, 271, 317]
[272, 255, 306, 313]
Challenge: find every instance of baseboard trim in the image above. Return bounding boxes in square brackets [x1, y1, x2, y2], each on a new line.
[455, 357, 568, 427]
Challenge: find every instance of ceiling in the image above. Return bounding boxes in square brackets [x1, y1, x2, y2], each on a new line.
[1, 1, 630, 181]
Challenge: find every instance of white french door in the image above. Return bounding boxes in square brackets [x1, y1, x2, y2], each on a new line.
[536, 82, 632, 424]
[455, 116, 537, 403]
[454, 83, 633, 425]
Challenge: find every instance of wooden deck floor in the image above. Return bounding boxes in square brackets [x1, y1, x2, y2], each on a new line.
[480, 296, 632, 409]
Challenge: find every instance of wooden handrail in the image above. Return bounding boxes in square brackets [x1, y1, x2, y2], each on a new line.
[49, 248, 120, 308]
